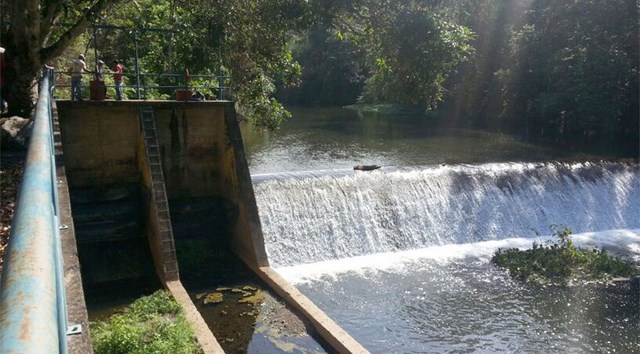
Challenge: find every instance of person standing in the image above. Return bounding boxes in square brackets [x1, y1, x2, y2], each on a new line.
[95, 60, 105, 81]
[112, 60, 124, 100]
[94, 60, 107, 99]
[69, 54, 91, 100]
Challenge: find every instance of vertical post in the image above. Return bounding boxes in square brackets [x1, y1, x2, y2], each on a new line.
[167, 0, 176, 73]
[93, 25, 98, 68]
[134, 32, 141, 99]
[217, 46, 223, 100]
[184, 69, 189, 102]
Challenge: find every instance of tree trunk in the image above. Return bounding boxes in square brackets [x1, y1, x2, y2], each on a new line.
[3, 2, 42, 117]
[3, 0, 123, 117]
[3, 42, 40, 117]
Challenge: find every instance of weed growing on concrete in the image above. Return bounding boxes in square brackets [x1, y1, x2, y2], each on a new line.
[91, 290, 202, 354]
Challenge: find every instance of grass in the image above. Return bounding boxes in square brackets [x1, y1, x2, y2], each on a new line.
[91, 290, 203, 354]
[492, 225, 639, 286]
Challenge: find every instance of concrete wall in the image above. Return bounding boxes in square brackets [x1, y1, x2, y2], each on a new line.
[56, 100, 367, 354]
[56, 101, 269, 268]
[57, 103, 140, 187]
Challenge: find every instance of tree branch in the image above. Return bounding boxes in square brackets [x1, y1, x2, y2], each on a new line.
[40, 0, 66, 46]
[40, 0, 123, 62]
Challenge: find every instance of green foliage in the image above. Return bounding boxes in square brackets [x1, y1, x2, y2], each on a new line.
[94, 0, 474, 125]
[9, 0, 637, 144]
[506, 1, 638, 152]
[79, 0, 312, 128]
[91, 290, 202, 354]
[333, 1, 474, 109]
[492, 225, 639, 285]
[440, 0, 638, 154]
[276, 26, 367, 106]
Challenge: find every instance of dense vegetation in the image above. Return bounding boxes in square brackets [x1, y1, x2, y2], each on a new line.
[2, 0, 638, 152]
[91, 290, 202, 354]
[282, 0, 638, 155]
[492, 226, 639, 286]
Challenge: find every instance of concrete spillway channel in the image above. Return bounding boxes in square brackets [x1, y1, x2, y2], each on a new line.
[54, 101, 368, 354]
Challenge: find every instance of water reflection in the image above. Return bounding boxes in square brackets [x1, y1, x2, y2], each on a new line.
[241, 107, 596, 174]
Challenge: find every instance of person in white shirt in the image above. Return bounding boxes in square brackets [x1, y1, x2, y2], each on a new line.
[69, 54, 91, 100]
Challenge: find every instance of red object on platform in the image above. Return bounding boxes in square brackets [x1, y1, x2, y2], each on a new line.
[176, 89, 192, 101]
[90, 80, 106, 101]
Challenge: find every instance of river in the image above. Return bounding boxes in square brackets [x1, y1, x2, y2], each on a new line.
[241, 106, 639, 353]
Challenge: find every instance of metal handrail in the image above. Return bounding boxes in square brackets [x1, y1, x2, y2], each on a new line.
[0, 68, 68, 353]
[54, 71, 231, 101]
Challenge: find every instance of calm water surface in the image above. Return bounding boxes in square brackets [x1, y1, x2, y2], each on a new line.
[240, 106, 600, 174]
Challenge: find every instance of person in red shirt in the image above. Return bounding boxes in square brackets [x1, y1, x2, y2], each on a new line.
[112, 59, 124, 100]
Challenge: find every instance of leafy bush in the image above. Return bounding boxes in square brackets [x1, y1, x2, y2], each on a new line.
[492, 225, 638, 285]
[91, 290, 202, 354]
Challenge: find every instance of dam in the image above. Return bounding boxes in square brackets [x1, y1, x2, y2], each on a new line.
[1, 71, 638, 353]
[0, 72, 367, 353]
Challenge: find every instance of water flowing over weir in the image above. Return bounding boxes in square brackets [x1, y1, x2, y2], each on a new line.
[254, 162, 640, 267]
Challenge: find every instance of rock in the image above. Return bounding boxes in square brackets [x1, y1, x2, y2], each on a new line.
[354, 164, 381, 171]
[203, 292, 224, 304]
[1, 117, 32, 151]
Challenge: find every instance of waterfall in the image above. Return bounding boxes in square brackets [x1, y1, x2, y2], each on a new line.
[253, 162, 640, 267]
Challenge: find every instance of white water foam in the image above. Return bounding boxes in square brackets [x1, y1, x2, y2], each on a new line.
[255, 162, 640, 267]
[275, 229, 640, 284]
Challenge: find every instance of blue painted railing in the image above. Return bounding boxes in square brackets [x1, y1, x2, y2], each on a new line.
[0, 68, 68, 353]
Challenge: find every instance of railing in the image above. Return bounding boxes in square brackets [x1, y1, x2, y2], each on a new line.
[0, 68, 69, 353]
[53, 70, 231, 101]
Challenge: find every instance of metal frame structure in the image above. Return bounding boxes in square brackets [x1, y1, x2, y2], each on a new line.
[87, 24, 228, 100]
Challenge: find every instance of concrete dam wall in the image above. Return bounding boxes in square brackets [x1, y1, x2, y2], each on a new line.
[57, 101, 268, 276]
[54, 100, 367, 354]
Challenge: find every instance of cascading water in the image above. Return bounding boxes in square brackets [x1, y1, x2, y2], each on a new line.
[254, 162, 640, 267]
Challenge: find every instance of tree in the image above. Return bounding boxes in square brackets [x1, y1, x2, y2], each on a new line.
[355, 3, 473, 109]
[1, 0, 123, 116]
[500, 0, 639, 153]
[281, 0, 474, 110]
[2, 0, 476, 129]
[276, 26, 367, 106]
[48, 0, 314, 129]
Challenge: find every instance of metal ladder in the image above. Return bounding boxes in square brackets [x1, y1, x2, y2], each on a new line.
[139, 107, 179, 281]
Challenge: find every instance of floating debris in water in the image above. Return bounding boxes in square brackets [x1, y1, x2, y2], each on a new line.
[203, 292, 224, 304]
[239, 290, 265, 305]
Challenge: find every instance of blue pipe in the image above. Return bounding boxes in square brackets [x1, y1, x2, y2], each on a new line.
[0, 71, 64, 353]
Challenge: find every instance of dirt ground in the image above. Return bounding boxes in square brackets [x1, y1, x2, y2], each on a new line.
[0, 151, 25, 273]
